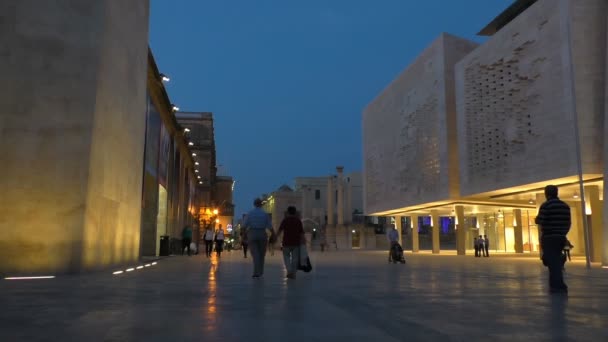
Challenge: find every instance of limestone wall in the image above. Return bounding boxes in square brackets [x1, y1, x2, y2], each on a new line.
[456, 0, 607, 196]
[363, 33, 477, 214]
[0, 1, 149, 274]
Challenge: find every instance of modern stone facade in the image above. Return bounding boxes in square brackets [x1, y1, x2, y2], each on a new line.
[0, 1, 150, 274]
[456, 0, 606, 196]
[363, 33, 478, 215]
[362, 0, 608, 263]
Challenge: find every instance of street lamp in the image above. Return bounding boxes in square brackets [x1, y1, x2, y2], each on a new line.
[213, 209, 219, 215]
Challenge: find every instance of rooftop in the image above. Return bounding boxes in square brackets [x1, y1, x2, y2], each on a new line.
[478, 0, 538, 36]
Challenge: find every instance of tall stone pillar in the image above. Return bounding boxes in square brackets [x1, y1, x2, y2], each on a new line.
[0, 1, 150, 275]
[326, 176, 335, 248]
[327, 176, 335, 226]
[336, 166, 345, 226]
[513, 209, 524, 253]
[431, 210, 440, 254]
[395, 216, 404, 246]
[476, 214, 485, 237]
[346, 179, 353, 224]
[585, 185, 603, 262]
[455, 206, 466, 255]
[410, 215, 419, 252]
[300, 185, 309, 219]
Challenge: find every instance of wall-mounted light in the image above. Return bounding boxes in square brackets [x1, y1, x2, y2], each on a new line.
[160, 73, 170, 82]
[195, 170, 199, 173]
[184, 128, 190, 133]
[197, 176, 201, 179]
[195, 162, 199, 165]
[188, 142, 194, 146]
[213, 209, 219, 215]
[199, 181, 203, 185]
[216, 219, 220, 223]
[528, 198, 535, 204]
[192, 153, 196, 157]
[573, 193, 579, 199]
[171, 104, 180, 112]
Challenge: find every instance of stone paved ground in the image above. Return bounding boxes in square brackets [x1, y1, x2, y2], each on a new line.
[1, 250, 607, 341]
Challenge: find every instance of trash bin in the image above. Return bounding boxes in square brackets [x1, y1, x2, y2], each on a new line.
[159, 235, 170, 256]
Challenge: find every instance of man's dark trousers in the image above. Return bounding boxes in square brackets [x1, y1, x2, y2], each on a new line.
[542, 236, 567, 291]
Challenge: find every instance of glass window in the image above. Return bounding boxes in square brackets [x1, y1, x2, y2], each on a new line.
[315, 189, 320, 200]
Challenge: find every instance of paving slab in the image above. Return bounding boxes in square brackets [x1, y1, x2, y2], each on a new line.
[1, 251, 607, 341]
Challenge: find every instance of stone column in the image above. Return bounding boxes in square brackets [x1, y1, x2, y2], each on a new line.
[585, 185, 603, 262]
[411, 214, 419, 252]
[395, 216, 403, 246]
[300, 185, 309, 220]
[346, 179, 353, 224]
[336, 166, 345, 226]
[455, 205, 466, 255]
[431, 210, 440, 254]
[0, 0, 150, 275]
[327, 176, 335, 226]
[513, 209, 524, 253]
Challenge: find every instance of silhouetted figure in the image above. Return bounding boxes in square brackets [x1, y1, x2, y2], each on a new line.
[182, 225, 193, 256]
[535, 185, 571, 294]
[277, 206, 305, 279]
[474, 236, 481, 257]
[483, 235, 489, 257]
[242, 198, 275, 278]
[215, 226, 225, 257]
[204, 227, 214, 257]
[241, 228, 249, 258]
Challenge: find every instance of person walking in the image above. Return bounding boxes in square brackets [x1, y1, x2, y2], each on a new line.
[204, 227, 214, 257]
[240, 227, 249, 258]
[215, 225, 225, 257]
[277, 206, 305, 279]
[563, 239, 573, 262]
[182, 225, 193, 256]
[474, 236, 480, 257]
[483, 235, 490, 257]
[242, 198, 275, 278]
[535, 185, 571, 294]
[387, 224, 399, 262]
[319, 228, 327, 252]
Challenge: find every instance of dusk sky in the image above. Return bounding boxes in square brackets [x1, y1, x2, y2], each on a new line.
[149, 0, 512, 218]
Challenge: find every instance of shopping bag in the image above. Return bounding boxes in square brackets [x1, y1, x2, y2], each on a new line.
[298, 244, 312, 273]
[190, 242, 197, 253]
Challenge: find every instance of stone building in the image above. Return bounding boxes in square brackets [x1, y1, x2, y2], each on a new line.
[363, 0, 608, 265]
[0, 1, 233, 275]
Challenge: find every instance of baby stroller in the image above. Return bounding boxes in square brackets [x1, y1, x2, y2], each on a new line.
[389, 242, 406, 264]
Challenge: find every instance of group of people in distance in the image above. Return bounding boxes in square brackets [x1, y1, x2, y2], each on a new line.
[201, 225, 225, 258]
[474, 235, 490, 257]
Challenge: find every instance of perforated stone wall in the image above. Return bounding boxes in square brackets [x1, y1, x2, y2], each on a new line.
[456, 0, 606, 196]
[363, 34, 477, 214]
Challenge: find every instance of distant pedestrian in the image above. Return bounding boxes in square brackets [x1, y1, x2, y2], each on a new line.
[483, 235, 490, 257]
[215, 225, 225, 257]
[474, 236, 480, 257]
[204, 227, 214, 257]
[241, 227, 249, 258]
[182, 225, 193, 256]
[535, 185, 571, 294]
[563, 239, 573, 262]
[277, 206, 305, 279]
[242, 198, 276, 278]
[319, 228, 327, 252]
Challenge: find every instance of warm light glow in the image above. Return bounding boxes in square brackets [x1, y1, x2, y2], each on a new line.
[313, 228, 316, 232]
[172, 105, 180, 111]
[195, 170, 199, 173]
[573, 194, 579, 199]
[160, 74, 170, 82]
[184, 128, 191, 132]
[195, 162, 199, 165]
[197, 176, 201, 179]
[126, 268, 135, 272]
[144, 264, 151, 267]
[602, 266, 608, 269]
[192, 153, 197, 157]
[199, 181, 203, 184]
[188, 142, 194, 146]
[213, 209, 219, 215]
[216, 219, 220, 223]
[136, 266, 144, 270]
[5, 276, 55, 280]
[151, 262, 157, 265]
[352, 230, 356, 233]
[113, 271, 123, 275]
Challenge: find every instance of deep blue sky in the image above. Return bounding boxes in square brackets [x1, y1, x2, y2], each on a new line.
[149, 0, 512, 218]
